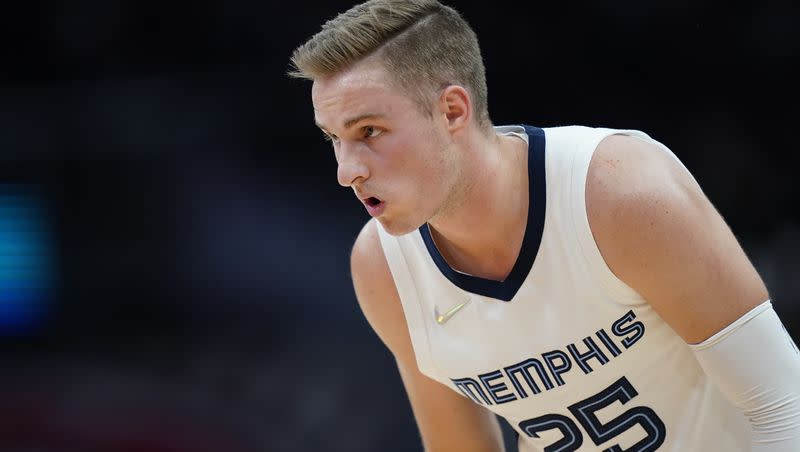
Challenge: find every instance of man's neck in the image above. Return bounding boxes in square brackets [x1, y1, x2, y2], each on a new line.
[427, 129, 529, 281]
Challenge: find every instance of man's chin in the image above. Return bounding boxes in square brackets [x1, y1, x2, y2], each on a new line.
[376, 217, 421, 237]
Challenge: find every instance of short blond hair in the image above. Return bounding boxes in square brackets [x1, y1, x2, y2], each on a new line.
[289, 0, 490, 128]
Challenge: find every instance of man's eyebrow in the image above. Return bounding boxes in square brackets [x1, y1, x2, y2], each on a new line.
[343, 113, 384, 130]
[315, 113, 385, 133]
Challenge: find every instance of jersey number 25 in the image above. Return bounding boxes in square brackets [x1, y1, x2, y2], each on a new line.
[518, 377, 666, 452]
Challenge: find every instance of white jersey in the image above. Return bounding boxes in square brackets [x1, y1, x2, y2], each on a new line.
[376, 125, 751, 451]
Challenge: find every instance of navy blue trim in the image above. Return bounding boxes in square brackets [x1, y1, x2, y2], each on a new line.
[419, 125, 546, 301]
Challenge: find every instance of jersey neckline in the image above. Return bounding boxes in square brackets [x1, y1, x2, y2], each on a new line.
[418, 124, 546, 302]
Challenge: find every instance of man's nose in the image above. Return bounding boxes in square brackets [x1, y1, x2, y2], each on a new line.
[336, 141, 370, 187]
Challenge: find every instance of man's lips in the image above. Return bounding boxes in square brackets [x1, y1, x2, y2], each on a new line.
[360, 196, 385, 217]
[363, 196, 381, 207]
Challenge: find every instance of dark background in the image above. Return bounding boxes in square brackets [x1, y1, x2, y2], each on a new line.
[1, 1, 798, 451]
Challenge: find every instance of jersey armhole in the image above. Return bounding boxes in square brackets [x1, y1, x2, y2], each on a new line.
[374, 220, 439, 378]
[568, 129, 649, 304]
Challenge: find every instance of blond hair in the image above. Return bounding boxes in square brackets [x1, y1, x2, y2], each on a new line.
[289, 0, 490, 128]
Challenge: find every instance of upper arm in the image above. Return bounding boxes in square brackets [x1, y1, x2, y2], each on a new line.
[350, 220, 505, 452]
[586, 135, 769, 344]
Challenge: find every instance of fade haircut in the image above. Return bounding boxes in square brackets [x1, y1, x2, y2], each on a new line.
[289, 0, 490, 129]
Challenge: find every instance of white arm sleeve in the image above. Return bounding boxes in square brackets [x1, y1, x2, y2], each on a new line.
[690, 301, 800, 451]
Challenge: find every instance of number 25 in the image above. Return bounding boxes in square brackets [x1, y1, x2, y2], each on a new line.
[518, 377, 666, 452]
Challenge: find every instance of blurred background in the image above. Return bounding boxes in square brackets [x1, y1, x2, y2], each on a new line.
[1, 0, 797, 450]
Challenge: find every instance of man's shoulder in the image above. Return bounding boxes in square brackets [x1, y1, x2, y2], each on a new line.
[350, 218, 397, 305]
[588, 133, 695, 203]
[584, 132, 702, 284]
[540, 125, 643, 157]
[349, 218, 416, 359]
[351, 218, 383, 272]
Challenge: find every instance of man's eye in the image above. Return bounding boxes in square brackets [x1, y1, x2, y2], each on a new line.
[364, 126, 382, 138]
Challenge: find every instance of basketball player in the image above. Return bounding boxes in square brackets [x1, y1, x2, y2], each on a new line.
[289, 1, 800, 450]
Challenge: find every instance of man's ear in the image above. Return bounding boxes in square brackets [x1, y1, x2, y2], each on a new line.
[438, 85, 471, 133]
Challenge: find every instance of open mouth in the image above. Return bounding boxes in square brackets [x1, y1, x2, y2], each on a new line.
[361, 196, 385, 217]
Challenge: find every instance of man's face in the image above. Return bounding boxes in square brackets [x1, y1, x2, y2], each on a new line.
[312, 61, 459, 235]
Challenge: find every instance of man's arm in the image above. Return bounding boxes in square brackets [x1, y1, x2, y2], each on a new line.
[587, 134, 800, 448]
[587, 134, 769, 342]
[350, 220, 505, 452]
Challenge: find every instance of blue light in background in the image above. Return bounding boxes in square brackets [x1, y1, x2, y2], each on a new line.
[0, 186, 55, 335]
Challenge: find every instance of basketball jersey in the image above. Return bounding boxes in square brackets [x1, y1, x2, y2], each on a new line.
[375, 125, 751, 451]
